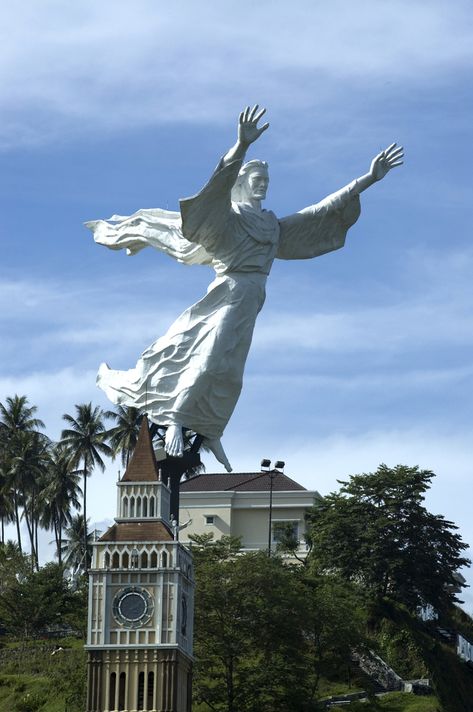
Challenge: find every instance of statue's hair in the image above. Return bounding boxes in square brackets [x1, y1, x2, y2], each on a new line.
[231, 159, 269, 203]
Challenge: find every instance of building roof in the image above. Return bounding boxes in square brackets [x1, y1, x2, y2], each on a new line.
[99, 521, 173, 542]
[120, 416, 160, 483]
[180, 471, 307, 492]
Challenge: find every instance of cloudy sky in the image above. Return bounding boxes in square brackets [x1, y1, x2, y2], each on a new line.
[1, 1, 472, 607]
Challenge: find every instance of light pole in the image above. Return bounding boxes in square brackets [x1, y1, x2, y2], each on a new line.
[263, 459, 285, 557]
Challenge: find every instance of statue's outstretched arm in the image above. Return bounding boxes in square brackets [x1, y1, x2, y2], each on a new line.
[351, 143, 404, 194]
[222, 105, 269, 165]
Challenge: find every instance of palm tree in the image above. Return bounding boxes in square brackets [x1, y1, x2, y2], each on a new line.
[60, 513, 99, 577]
[39, 446, 82, 565]
[10, 430, 51, 569]
[0, 473, 14, 545]
[0, 395, 45, 552]
[60, 403, 111, 569]
[106, 405, 142, 468]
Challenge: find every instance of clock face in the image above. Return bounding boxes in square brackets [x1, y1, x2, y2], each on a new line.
[112, 587, 154, 628]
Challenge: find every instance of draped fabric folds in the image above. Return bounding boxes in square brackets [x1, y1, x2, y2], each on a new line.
[86, 159, 361, 439]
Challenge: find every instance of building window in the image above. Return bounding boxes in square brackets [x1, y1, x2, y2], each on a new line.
[204, 515, 215, 525]
[147, 672, 154, 708]
[137, 671, 145, 710]
[118, 672, 126, 711]
[272, 520, 299, 545]
[109, 672, 116, 710]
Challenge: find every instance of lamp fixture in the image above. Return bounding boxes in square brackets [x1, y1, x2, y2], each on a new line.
[260, 458, 271, 471]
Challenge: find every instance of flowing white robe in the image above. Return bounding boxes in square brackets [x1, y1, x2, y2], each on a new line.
[86, 158, 360, 439]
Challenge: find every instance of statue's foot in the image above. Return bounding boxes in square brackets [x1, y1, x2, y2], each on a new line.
[204, 438, 232, 472]
[165, 424, 184, 458]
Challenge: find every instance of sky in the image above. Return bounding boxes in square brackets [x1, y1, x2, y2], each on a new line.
[1, 0, 472, 608]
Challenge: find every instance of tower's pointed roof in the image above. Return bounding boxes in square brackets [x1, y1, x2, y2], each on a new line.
[120, 416, 160, 482]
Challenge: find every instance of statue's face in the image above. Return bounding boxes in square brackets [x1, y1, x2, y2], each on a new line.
[244, 169, 269, 202]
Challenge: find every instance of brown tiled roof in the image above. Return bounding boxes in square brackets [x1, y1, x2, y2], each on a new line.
[121, 417, 159, 483]
[99, 521, 173, 542]
[180, 471, 307, 492]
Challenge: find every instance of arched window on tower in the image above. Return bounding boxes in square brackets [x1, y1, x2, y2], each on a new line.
[136, 496, 142, 517]
[150, 551, 158, 568]
[147, 672, 155, 709]
[143, 497, 148, 517]
[137, 671, 145, 710]
[104, 552, 110, 569]
[141, 551, 148, 569]
[118, 672, 126, 711]
[122, 551, 129, 568]
[149, 497, 155, 517]
[109, 672, 116, 710]
[123, 497, 129, 518]
[161, 550, 168, 568]
[112, 552, 120, 569]
[130, 497, 135, 518]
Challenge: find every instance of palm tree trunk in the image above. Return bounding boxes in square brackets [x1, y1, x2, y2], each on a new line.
[83, 457, 88, 571]
[13, 492, 22, 553]
[57, 516, 62, 566]
[22, 493, 35, 570]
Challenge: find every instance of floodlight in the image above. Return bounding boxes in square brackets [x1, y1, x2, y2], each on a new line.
[260, 458, 271, 470]
[274, 460, 285, 470]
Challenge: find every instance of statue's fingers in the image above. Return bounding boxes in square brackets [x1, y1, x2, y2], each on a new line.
[242, 106, 250, 122]
[248, 104, 259, 120]
[386, 146, 404, 159]
[387, 160, 404, 167]
[383, 142, 397, 153]
[254, 107, 267, 124]
[256, 122, 270, 136]
[239, 111, 245, 125]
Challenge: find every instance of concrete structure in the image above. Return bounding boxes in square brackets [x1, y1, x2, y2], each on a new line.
[179, 469, 320, 557]
[87, 105, 403, 471]
[86, 418, 193, 712]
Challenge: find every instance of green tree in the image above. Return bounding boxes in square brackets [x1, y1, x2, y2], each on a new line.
[60, 513, 97, 578]
[0, 395, 45, 551]
[9, 430, 51, 569]
[39, 445, 82, 565]
[0, 561, 75, 638]
[306, 464, 470, 612]
[191, 535, 309, 712]
[61, 403, 111, 569]
[0, 458, 14, 545]
[106, 405, 142, 467]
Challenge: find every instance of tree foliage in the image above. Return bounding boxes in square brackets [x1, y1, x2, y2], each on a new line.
[190, 535, 368, 711]
[0, 562, 82, 638]
[306, 464, 470, 612]
[61, 403, 111, 569]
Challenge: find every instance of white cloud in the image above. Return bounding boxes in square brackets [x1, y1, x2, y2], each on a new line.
[0, 1, 472, 147]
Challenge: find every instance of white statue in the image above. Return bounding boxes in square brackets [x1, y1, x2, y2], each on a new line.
[86, 106, 403, 471]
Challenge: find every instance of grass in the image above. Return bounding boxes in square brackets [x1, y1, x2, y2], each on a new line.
[0, 638, 86, 712]
[348, 691, 441, 711]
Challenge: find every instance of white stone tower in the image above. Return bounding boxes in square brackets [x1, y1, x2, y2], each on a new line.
[86, 417, 194, 712]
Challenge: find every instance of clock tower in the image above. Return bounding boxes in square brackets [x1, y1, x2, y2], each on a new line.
[86, 417, 194, 712]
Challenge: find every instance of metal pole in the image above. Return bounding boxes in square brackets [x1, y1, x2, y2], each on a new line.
[268, 470, 274, 557]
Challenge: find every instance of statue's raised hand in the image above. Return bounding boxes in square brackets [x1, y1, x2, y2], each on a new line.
[238, 105, 269, 147]
[369, 143, 404, 182]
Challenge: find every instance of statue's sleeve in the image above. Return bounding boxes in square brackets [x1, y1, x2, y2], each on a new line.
[179, 158, 242, 255]
[276, 182, 361, 260]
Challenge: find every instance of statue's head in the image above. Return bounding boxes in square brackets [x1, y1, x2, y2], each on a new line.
[231, 160, 269, 204]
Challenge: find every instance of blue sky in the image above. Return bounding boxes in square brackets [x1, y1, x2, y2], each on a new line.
[1, 1, 472, 607]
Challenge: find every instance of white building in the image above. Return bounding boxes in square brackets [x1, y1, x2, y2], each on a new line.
[178, 469, 320, 557]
